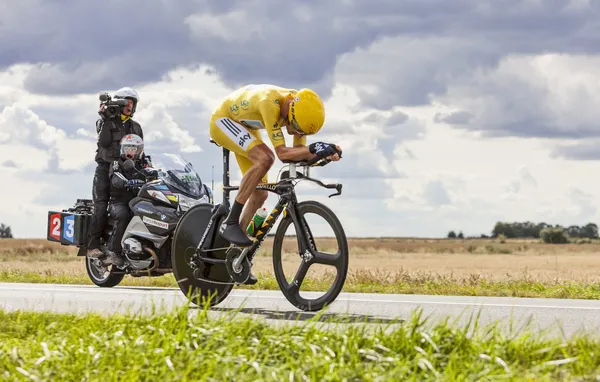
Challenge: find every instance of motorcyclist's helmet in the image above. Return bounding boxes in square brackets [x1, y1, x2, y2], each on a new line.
[120, 134, 144, 160]
[114, 87, 139, 117]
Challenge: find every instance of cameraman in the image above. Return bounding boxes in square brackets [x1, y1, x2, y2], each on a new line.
[87, 87, 144, 259]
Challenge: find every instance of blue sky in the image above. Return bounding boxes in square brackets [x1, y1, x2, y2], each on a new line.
[1, 0, 600, 238]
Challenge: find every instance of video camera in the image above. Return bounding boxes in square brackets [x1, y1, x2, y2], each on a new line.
[98, 92, 129, 119]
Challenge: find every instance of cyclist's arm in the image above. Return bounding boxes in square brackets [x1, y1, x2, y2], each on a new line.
[293, 134, 306, 147]
[259, 98, 316, 162]
[275, 144, 315, 162]
[274, 133, 315, 161]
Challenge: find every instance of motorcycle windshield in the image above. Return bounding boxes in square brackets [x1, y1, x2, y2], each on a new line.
[150, 153, 206, 198]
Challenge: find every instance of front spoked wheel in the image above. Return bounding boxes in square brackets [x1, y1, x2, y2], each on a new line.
[272, 200, 349, 312]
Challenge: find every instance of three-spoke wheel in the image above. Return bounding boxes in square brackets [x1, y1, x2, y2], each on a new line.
[272, 200, 349, 312]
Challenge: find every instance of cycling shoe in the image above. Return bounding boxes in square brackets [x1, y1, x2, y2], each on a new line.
[219, 222, 253, 247]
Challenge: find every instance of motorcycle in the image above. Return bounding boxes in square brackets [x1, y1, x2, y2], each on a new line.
[46, 153, 213, 287]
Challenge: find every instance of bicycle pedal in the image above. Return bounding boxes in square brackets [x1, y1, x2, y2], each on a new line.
[243, 274, 258, 285]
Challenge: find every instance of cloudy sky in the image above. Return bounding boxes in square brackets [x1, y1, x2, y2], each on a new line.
[2, 0, 600, 239]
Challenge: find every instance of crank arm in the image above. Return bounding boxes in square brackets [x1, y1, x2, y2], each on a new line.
[231, 246, 251, 272]
[195, 256, 227, 265]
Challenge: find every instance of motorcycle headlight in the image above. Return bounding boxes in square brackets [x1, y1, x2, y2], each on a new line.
[177, 193, 209, 212]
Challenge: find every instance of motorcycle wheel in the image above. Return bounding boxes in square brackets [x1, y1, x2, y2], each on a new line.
[85, 255, 125, 287]
[171, 203, 234, 308]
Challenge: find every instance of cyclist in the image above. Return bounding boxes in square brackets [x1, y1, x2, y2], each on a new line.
[209, 84, 343, 252]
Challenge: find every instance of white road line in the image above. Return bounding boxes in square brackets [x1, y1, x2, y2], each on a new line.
[1, 284, 600, 311]
[337, 300, 600, 310]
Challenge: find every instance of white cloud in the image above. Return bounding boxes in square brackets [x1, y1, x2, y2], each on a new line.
[435, 53, 600, 139]
[504, 165, 538, 196]
[136, 103, 202, 153]
[0, 103, 95, 171]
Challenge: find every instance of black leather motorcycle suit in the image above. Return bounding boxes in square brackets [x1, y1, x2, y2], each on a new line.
[87, 116, 144, 250]
[106, 157, 147, 253]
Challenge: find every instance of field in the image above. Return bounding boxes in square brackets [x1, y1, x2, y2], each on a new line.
[3, 237, 600, 299]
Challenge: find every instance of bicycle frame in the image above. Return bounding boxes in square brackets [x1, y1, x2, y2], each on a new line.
[200, 140, 343, 264]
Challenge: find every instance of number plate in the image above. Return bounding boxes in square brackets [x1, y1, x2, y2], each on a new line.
[47, 212, 62, 242]
[47, 211, 91, 247]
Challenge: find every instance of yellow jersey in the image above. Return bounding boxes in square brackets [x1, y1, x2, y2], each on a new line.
[213, 84, 306, 148]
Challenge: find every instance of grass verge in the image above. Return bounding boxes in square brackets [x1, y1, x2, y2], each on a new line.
[4, 237, 600, 300]
[3, 268, 600, 300]
[1, 303, 599, 380]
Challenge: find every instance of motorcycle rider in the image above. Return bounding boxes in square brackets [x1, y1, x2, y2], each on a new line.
[105, 134, 150, 266]
[87, 87, 144, 259]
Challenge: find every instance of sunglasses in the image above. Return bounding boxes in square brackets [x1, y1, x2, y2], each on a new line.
[289, 117, 307, 136]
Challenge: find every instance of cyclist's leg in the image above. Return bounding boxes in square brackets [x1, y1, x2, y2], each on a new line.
[209, 116, 273, 246]
[234, 153, 268, 184]
[235, 154, 270, 232]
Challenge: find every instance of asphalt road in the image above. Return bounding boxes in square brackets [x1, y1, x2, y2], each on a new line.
[2, 282, 600, 339]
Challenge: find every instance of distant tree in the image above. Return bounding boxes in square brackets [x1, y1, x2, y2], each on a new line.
[0, 223, 13, 238]
[457, 231, 464, 239]
[491, 221, 598, 240]
[540, 227, 568, 244]
[447, 230, 457, 238]
[566, 225, 582, 238]
[492, 222, 514, 238]
[581, 223, 599, 239]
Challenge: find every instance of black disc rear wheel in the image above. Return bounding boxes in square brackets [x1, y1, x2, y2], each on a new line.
[171, 203, 234, 307]
[272, 200, 349, 312]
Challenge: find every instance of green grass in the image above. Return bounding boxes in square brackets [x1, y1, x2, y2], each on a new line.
[1, 302, 599, 380]
[3, 269, 600, 300]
